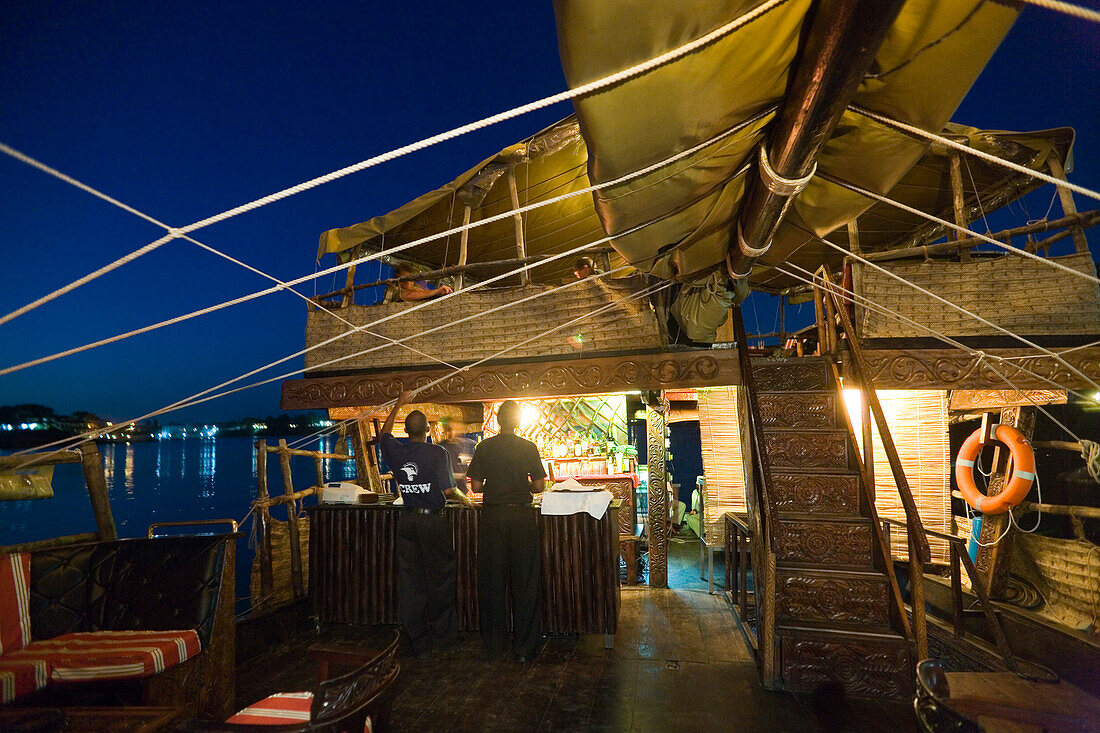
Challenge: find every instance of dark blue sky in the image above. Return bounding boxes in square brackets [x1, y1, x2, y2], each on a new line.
[1, 1, 1098, 424]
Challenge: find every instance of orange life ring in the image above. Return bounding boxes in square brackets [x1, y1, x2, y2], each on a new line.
[955, 424, 1035, 515]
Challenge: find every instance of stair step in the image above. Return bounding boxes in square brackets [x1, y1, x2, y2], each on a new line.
[751, 358, 833, 392]
[775, 567, 892, 629]
[757, 391, 844, 429]
[761, 429, 857, 472]
[770, 472, 862, 516]
[776, 624, 914, 698]
[774, 516, 874, 569]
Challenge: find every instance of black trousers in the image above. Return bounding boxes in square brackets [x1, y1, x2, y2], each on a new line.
[396, 512, 457, 652]
[478, 505, 542, 656]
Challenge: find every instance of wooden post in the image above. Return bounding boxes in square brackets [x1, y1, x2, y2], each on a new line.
[861, 392, 874, 496]
[821, 285, 837, 354]
[909, 532, 928, 661]
[948, 154, 968, 245]
[975, 406, 1036, 597]
[812, 284, 827, 356]
[949, 542, 964, 638]
[340, 264, 357, 307]
[456, 204, 472, 290]
[847, 219, 861, 255]
[1047, 156, 1090, 253]
[778, 295, 787, 343]
[646, 397, 669, 588]
[314, 455, 324, 490]
[278, 439, 305, 599]
[256, 440, 274, 604]
[508, 167, 529, 285]
[350, 420, 372, 489]
[78, 443, 117, 541]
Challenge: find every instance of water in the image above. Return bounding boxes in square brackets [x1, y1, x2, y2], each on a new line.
[1, 435, 357, 613]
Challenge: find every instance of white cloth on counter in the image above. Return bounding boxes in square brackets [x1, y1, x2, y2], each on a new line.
[540, 479, 613, 519]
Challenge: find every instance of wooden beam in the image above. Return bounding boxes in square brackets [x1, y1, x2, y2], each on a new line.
[846, 219, 861, 255]
[255, 439, 274, 603]
[508, 167, 529, 285]
[949, 154, 969, 261]
[0, 450, 82, 469]
[340, 264, 357, 308]
[283, 348, 744, 409]
[278, 439, 305, 599]
[456, 204, 472, 290]
[79, 443, 116, 541]
[646, 399, 669, 588]
[1047, 156, 1089, 253]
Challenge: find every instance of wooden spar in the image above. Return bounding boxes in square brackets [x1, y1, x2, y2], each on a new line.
[949, 154, 971, 261]
[846, 219, 861, 255]
[862, 210, 1100, 263]
[255, 439, 274, 603]
[311, 247, 615, 302]
[727, 0, 905, 278]
[1047, 156, 1090, 253]
[78, 443, 116, 541]
[341, 264, 357, 307]
[278, 439, 305, 599]
[1016, 501, 1100, 519]
[263, 445, 353, 460]
[0, 450, 81, 469]
[456, 204, 472, 290]
[508, 166, 529, 285]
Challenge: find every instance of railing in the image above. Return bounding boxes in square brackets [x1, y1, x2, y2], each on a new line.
[729, 303, 779, 682]
[725, 512, 757, 652]
[879, 517, 1022, 674]
[816, 266, 931, 660]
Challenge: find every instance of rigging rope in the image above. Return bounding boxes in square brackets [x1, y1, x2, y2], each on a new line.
[850, 104, 1100, 204]
[1018, 0, 1100, 23]
[0, 112, 765, 377]
[817, 237, 1100, 393]
[817, 170, 1100, 287]
[0, 0, 789, 326]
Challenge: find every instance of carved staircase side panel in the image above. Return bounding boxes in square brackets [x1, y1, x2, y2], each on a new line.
[774, 520, 873, 568]
[775, 571, 890, 627]
[780, 635, 914, 697]
[762, 432, 851, 471]
[752, 361, 830, 392]
[769, 473, 860, 516]
[758, 393, 839, 429]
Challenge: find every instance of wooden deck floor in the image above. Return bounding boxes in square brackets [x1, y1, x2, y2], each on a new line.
[239, 556, 918, 732]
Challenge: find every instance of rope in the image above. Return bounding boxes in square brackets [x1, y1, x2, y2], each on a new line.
[850, 104, 1100, 204]
[0, 108, 769, 377]
[818, 238, 1100, 392]
[1019, 0, 1100, 22]
[7, 238, 653, 461]
[1081, 440, 1100, 483]
[818, 171, 1100, 288]
[0, 0, 789, 326]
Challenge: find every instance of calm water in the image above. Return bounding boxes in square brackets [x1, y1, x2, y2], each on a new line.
[1, 435, 357, 612]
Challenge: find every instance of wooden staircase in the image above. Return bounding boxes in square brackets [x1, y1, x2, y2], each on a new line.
[752, 357, 916, 698]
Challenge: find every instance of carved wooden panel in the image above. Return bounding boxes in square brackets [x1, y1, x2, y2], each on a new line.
[847, 347, 1100, 390]
[781, 636, 913, 697]
[752, 360, 829, 392]
[758, 393, 838, 429]
[770, 473, 860, 516]
[948, 389, 1067, 411]
[774, 520, 873, 567]
[762, 432, 850, 470]
[283, 350, 743, 408]
[775, 571, 889, 626]
[646, 401, 669, 589]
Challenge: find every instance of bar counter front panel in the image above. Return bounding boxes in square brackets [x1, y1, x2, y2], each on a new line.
[309, 502, 621, 636]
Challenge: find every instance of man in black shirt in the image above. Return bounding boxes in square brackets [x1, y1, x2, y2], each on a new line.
[466, 400, 547, 662]
[379, 391, 472, 657]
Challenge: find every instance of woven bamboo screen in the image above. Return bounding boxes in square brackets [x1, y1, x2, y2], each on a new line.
[847, 389, 952, 563]
[697, 387, 748, 544]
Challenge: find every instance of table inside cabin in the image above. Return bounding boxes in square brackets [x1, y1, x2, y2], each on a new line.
[309, 501, 621, 638]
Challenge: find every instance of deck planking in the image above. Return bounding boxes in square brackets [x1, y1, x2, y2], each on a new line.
[236, 536, 918, 731]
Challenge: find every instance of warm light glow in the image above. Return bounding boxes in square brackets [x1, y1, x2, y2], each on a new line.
[520, 403, 539, 429]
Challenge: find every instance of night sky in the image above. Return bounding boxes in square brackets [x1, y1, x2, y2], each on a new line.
[1, 1, 1098, 425]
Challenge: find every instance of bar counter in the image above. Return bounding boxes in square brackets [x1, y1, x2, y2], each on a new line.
[309, 501, 621, 637]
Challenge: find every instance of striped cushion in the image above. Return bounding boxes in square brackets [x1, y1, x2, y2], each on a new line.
[228, 691, 372, 732]
[5, 629, 200, 682]
[0, 552, 32, 654]
[0, 657, 50, 704]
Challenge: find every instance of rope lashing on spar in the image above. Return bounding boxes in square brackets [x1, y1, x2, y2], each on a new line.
[1080, 440, 1100, 483]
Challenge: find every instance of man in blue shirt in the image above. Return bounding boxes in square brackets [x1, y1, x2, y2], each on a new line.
[379, 391, 472, 657]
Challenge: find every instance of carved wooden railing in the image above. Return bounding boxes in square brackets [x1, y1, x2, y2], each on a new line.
[880, 517, 1022, 674]
[730, 303, 779, 682]
[816, 267, 931, 661]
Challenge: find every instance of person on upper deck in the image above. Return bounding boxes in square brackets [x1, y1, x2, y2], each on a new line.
[394, 262, 453, 301]
[572, 256, 602, 280]
[466, 401, 547, 662]
[379, 390, 472, 657]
